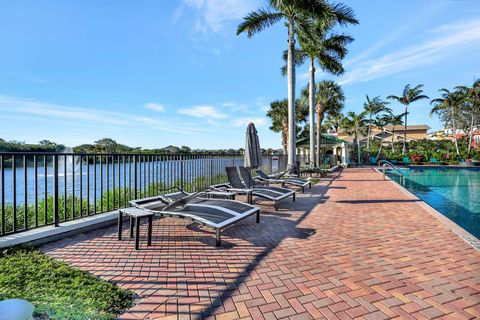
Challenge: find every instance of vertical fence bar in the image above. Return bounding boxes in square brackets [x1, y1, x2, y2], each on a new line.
[100, 156, 103, 212]
[87, 155, 90, 216]
[12, 155, 17, 232]
[117, 155, 121, 209]
[72, 154, 75, 219]
[64, 154, 67, 220]
[1, 155, 4, 235]
[53, 155, 59, 227]
[93, 155, 97, 214]
[123, 156, 126, 207]
[23, 155, 28, 230]
[112, 155, 116, 209]
[43, 155, 47, 225]
[79, 155, 83, 217]
[33, 155, 38, 228]
[106, 155, 109, 212]
[133, 155, 138, 199]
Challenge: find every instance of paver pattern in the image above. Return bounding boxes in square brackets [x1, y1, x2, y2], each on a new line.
[42, 168, 480, 319]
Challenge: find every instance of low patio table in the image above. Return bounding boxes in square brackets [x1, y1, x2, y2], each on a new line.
[118, 207, 153, 250]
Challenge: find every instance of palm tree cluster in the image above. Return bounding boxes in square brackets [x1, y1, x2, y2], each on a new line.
[238, 0, 358, 172]
[430, 79, 480, 157]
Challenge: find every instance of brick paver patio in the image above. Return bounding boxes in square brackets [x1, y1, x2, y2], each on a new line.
[42, 168, 480, 319]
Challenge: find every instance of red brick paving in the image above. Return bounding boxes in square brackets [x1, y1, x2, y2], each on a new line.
[41, 168, 480, 319]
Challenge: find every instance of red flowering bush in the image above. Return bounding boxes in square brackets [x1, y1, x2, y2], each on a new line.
[410, 153, 423, 163]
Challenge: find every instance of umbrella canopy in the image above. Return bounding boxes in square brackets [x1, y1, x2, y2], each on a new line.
[244, 122, 262, 169]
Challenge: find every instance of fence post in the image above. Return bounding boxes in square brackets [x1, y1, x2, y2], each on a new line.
[53, 154, 59, 227]
[133, 155, 138, 199]
[180, 156, 184, 191]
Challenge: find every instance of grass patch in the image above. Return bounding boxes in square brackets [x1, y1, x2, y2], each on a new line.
[0, 246, 134, 320]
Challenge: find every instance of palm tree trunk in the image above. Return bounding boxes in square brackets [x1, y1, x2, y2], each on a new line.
[391, 128, 395, 152]
[451, 110, 460, 156]
[308, 57, 316, 167]
[468, 113, 474, 156]
[315, 110, 321, 167]
[356, 131, 361, 165]
[282, 121, 288, 154]
[286, 19, 296, 173]
[367, 115, 372, 152]
[378, 128, 384, 158]
[403, 105, 408, 155]
[315, 105, 325, 167]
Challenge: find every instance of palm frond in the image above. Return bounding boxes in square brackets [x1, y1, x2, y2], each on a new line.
[237, 9, 284, 37]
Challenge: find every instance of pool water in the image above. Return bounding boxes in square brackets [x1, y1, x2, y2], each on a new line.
[387, 167, 480, 239]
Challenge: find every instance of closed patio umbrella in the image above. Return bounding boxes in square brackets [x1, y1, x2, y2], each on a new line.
[244, 122, 262, 170]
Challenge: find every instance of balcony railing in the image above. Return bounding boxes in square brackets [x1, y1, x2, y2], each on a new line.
[0, 152, 288, 236]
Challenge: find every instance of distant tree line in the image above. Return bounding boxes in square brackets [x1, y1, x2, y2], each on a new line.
[0, 137, 279, 155]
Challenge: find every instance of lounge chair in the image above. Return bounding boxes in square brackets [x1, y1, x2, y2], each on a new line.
[254, 168, 311, 193]
[212, 167, 295, 211]
[402, 156, 411, 165]
[429, 157, 439, 165]
[129, 190, 260, 246]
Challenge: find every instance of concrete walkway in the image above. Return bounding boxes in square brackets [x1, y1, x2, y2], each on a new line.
[42, 168, 480, 319]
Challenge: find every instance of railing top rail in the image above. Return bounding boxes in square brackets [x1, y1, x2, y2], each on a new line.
[0, 152, 271, 157]
[379, 160, 404, 177]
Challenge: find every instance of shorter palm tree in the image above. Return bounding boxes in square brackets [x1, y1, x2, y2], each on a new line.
[342, 111, 367, 165]
[430, 89, 464, 156]
[363, 95, 390, 152]
[382, 112, 405, 152]
[388, 84, 429, 154]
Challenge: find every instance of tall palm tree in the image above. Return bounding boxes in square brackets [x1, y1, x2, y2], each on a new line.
[301, 80, 344, 165]
[430, 89, 464, 156]
[382, 112, 405, 152]
[342, 111, 367, 165]
[266, 99, 308, 153]
[296, 18, 356, 167]
[363, 95, 390, 152]
[387, 84, 429, 155]
[374, 111, 393, 158]
[237, 0, 357, 173]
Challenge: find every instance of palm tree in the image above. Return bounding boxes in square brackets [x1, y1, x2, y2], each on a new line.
[301, 80, 344, 166]
[456, 79, 480, 156]
[342, 111, 367, 165]
[266, 99, 308, 153]
[324, 112, 344, 133]
[430, 89, 464, 156]
[237, 0, 357, 173]
[374, 111, 393, 158]
[363, 95, 390, 152]
[382, 112, 405, 152]
[387, 84, 429, 155]
[290, 20, 355, 167]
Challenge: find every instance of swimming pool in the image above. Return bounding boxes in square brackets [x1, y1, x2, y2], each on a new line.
[386, 166, 480, 239]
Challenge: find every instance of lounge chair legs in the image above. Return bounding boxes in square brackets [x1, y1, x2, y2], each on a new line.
[301, 186, 305, 193]
[216, 229, 221, 247]
[118, 211, 123, 241]
[135, 217, 140, 250]
[147, 215, 153, 246]
[256, 210, 260, 223]
[129, 216, 134, 238]
[293, 192, 296, 202]
[274, 201, 279, 211]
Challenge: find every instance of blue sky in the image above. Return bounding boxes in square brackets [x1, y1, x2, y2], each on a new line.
[0, 0, 479, 149]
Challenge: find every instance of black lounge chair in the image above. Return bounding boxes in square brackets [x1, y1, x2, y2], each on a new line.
[213, 167, 295, 211]
[129, 190, 260, 246]
[254, 169, 312, 193]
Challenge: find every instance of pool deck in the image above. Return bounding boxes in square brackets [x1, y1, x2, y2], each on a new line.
[41, 168, 480, 319]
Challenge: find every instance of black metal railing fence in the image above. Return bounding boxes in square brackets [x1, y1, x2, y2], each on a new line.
[0, 152, 287, 236]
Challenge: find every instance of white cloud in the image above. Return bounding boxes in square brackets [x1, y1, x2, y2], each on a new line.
[144, 102, 165, 112]
[178, 105, 227, 119]
[233, 117, 266, 127]
[340, 18, 480, 85]
[0, 95, 198, 134]
[177, 0, 258, 34]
